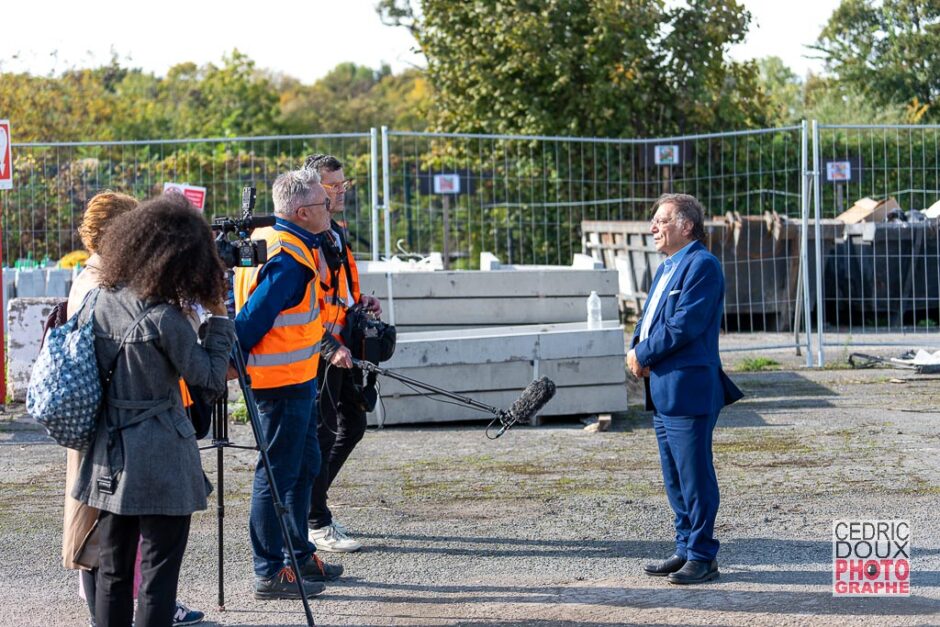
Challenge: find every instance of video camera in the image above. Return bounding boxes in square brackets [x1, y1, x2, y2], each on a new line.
[211, 187, 276, 268]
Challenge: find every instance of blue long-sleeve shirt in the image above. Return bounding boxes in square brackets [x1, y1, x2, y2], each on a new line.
[234, 218, 326, 399]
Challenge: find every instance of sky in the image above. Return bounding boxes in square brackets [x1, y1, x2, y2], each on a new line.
[1, 0, 841, 83]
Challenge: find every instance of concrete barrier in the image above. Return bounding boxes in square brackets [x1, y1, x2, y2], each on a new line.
[14, 269, 46, 298]
[367, 321, 628, 426]
[7, 297, 61, 402]
[359, 269, 620, 332]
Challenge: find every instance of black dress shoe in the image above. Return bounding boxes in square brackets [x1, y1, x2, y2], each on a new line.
[667, 559, 719, 585]
[643, 554, 686, 577]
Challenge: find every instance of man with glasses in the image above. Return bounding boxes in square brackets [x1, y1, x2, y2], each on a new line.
[302, 154, 382, 553]
[233, 169, 347, 600]
[627, 193, 742, 585]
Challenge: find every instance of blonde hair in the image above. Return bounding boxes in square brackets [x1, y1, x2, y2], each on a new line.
[78, 191, 139, 252]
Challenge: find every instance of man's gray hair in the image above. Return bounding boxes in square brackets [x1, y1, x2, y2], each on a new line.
[272, 169, 321, 217]
[652, 193, 707, 243]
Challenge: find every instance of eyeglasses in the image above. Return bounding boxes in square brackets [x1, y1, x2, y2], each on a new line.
[321, 179, 355, 194]
[299, 197, 331, 212]
[649, 216, 675, 228]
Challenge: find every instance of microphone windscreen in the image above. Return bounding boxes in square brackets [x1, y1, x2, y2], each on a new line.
[248, 214, 277, 229]
[507, 376, 556, 424]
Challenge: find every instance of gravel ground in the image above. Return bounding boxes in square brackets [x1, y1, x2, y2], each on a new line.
[1, 344, 939, 626]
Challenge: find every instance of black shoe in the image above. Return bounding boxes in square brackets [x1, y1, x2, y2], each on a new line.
[644, 554, 686, 577]
[667, 559, 719, 585]
[254, 566, 326, 599]
[299, 554, 344, 582]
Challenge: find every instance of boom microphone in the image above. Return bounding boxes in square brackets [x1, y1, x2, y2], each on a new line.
[351, 359, 556, 438]
[508, 377, 556, 424]
[494, 376, 556, 438]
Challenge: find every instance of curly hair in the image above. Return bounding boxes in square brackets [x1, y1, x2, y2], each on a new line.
[78, 191, 139, 252]
[97, 193, 226, 309]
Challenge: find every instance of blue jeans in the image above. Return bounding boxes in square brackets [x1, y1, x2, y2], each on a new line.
[249, 394, 322, 578]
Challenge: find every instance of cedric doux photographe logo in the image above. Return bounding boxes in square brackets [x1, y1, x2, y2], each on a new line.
[833, 519, 910, 596]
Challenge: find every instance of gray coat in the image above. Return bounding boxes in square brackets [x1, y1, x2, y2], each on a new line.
[72, 288, 235, 516]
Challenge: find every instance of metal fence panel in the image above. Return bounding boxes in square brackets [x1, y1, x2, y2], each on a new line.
[813, 124, 940, 353]
[383, 127, 809, 344]
[0, 133, 378, 265]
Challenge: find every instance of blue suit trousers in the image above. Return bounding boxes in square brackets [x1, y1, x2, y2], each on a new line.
[653, 411, 720, 562]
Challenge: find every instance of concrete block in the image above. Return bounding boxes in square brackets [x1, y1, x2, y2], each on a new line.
[366, 322, 628, 426]
[480, 252, 501, 271]
[572, 253, 604, 269]
[15, 269, 45, 297]
[359, 269, 621, 332]
[386, 296, 619, 327]
[45, 269, 72, 298]
[360, 269, 619, 299]
[7, 297, 61, 402]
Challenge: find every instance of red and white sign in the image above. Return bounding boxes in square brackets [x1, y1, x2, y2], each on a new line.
[433, 173, 461, 194]
[833, 519, 910, 597]
[0, 120, 12, 190]
[163, 182, 207, 211]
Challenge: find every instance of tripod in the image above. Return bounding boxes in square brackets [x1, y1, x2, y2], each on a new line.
[199, 340, 316, 627]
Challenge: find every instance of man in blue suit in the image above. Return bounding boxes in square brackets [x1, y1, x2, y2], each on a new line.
[628, 193, 743, 585]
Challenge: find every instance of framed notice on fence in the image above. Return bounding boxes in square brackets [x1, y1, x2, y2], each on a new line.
[163, 182, 207, 211]
[827, 161, 852, 182]
[0, 120, 12, 190]
[433, 173, 461, 194]
[824, 157, 862, 183]
[654, 144, 680, 166]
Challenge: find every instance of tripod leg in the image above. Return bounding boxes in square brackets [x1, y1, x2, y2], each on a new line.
[232, 344, 316, 627]
[214, 394, 227, 611]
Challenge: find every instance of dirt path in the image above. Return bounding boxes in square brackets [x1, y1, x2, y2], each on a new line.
[1, 366, 938, 625]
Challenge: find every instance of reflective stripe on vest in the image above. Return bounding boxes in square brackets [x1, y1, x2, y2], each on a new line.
[247, 342, 321, 367]
[272, 288, 320, 328]
[233, 226, 323, 389]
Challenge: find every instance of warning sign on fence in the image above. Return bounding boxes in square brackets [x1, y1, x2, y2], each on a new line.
[163, 182, 207, 211]
[0, 120, 12, 190]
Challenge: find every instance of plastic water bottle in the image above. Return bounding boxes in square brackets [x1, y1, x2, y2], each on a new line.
[587, 290, 602, 329]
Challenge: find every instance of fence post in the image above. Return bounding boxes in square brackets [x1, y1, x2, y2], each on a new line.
[381, 126, 392, 262]
[812, 120, 826, 367]
[370, 128, 380, 261]
[800, 120, 814, 367]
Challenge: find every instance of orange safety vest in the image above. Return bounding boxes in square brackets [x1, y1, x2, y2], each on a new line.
[313, 228, 361, 344]
[233, 227, 324, 389]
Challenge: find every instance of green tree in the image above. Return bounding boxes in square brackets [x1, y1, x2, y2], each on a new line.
[377, 0, 771, 136]
[814, 0, 940, 120]
[280, 63, 430, 133]
[757, 56, 804, 124]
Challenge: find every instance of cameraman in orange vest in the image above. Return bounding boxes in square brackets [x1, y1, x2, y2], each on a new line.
[302, 154, 382, 553]
[233, 169, 350, 600]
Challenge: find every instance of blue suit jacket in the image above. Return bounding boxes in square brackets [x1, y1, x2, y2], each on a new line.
[631, 241, 743, 417]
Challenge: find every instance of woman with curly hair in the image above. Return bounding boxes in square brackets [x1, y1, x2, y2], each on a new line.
[71, 193, 235, 627]
[64, 191, 138, 620]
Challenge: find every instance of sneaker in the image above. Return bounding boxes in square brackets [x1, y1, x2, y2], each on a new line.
[309, 523, 362, 553]
[299, 554, 344, 582]
[172, 601, 205, 626]
[254, 566, 326, 600]
[331, 518, 350, 535]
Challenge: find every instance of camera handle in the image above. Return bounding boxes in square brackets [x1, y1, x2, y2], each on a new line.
[200, 340, 316, 626]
